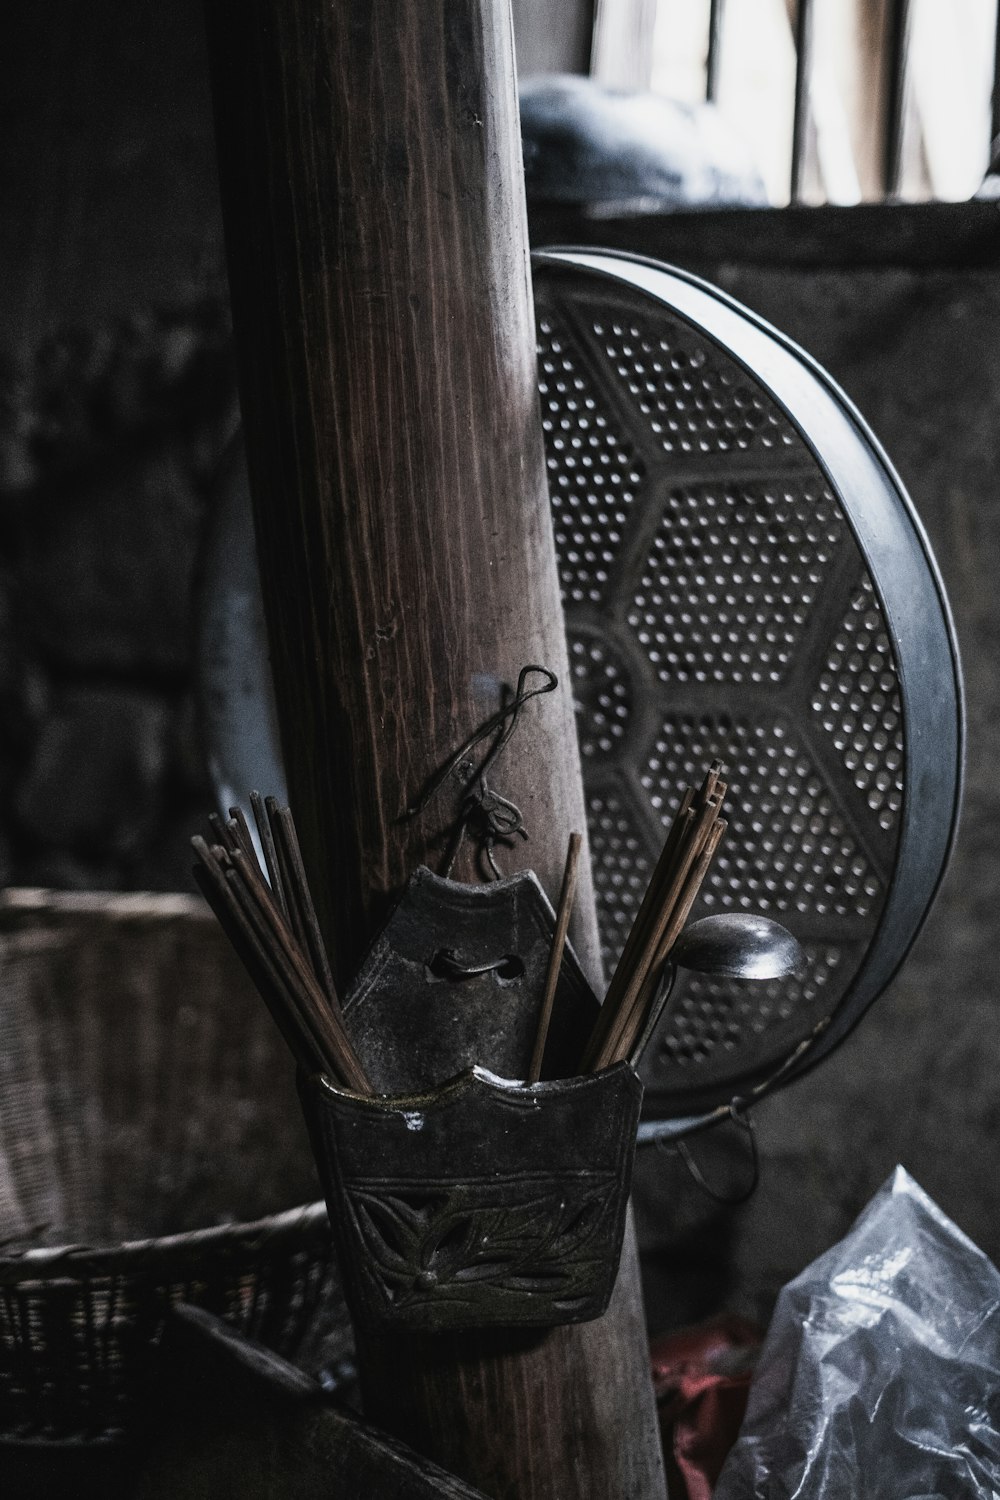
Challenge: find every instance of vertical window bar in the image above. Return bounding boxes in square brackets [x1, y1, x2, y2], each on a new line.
[590, 0, 658, 89]
[706, 0, 726, 103]
[884, 0, 916, 197]
[991, 0, 1000, 154]
[790, 0, 816, 203]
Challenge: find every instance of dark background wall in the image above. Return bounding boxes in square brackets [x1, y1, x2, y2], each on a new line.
[1, 0, 233, 893]
[0, 0, 586, 894]
[3, 0, 1000, 1333]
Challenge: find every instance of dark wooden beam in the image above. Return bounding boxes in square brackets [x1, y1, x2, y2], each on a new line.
[202, 0, 666, 1494]
[202, 0, 603, 988]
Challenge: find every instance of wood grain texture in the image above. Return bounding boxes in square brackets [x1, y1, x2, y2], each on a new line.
[202, 1, 665, 1493]
[357, 1211, 665, 1500]
[203, 0, 602, 989]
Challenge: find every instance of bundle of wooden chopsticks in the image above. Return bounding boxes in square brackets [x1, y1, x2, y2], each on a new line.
[191, 794, 372, 1094]
[580, 761, 727, 1070]
[194, 767, 725, 1096]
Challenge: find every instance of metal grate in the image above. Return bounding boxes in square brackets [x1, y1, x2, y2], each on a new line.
[569, 631, 633, 760]
[812, 579, 905, 833]
[658, 943, 843, 1070]
[628, 481, 843, 687]
[642, 714, 881, 923]
[597, 316, 797, 457]
[584, 782, 654, 976]
[537, 311, 644, 607]
[538, 275, 910, 1107]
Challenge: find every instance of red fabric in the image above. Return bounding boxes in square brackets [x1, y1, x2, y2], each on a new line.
[650, 1317, 760, 1500]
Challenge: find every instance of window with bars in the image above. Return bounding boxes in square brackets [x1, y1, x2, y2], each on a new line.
[518, 0, 999, 206]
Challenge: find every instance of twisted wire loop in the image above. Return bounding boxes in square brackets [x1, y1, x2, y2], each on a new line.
[666, 1102, 760, 1206]
[401, 664, 558, 880]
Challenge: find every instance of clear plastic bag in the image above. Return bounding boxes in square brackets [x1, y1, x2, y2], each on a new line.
[714, 1166, 1000, 1499]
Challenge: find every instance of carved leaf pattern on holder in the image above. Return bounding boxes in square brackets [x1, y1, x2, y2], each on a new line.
[346, 1174, 619, 1318]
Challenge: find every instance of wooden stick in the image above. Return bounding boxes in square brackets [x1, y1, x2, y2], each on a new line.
[608, 788, 695, 998]
[227, 848, 329, 1029]
[208, 812, 237, 852]
[191, 862, 317, 1073]
[590, 790, 725, 1070]
[228, 848, 370, 1093]
[250, 789, 288, 919]
[274, 803, 341, 1014]
[192, 840, 321, 1072]
[652, 817, 728, 970]
[227, 805, 259, 864]
[581, 791, 695, 1071]
[605, 817, 728, 1069]
[623, 966, 675, 1075]
[265, 795, 307, 949]
[606, 791, 694, 1007]
[192, 832, 371, 1093]
[582, 763, 729, 1073]
[226, 810, 335, 1020]
[221, 863, 346, 1076]
[527, 833, 582, 1084]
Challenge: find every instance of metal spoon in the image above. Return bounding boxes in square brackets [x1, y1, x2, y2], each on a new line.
[671, 912, 806, 981]
[628, 912, 806, 1074]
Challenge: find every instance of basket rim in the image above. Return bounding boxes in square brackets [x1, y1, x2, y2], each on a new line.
[0, 1199, 330, 1285]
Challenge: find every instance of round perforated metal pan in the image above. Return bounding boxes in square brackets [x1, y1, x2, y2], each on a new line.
[533, 249, 962, 1119]
[199, 250, 962, 1126]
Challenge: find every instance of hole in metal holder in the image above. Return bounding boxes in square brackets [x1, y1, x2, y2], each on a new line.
[427, 949, 526, 983]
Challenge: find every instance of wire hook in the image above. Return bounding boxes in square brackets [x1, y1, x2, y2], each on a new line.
[402, 664, 558, 879]
[661, 1098, 760, 1206]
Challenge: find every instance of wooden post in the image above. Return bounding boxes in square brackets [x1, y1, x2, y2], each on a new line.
[202, 1, 667, 1495]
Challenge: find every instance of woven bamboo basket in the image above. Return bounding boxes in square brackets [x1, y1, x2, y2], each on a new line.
[0, 889, 349, 1444]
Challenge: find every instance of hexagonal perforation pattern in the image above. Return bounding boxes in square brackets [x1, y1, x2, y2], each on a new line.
[812, 578, 905, 833]
[593, 313, 798, 457]
[656, 944, 843, 1071]
[584, 783, 655, 978]
[628, 480, 845, 687]
[568, 630, 633, 763]
[642, 715, 882, 924]
[529, 268, 941, 1111]
[537, 310, 644, 606]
